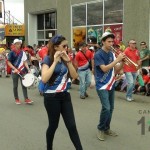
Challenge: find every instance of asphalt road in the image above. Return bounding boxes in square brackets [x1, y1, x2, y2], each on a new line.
[0, 77, 150, 150]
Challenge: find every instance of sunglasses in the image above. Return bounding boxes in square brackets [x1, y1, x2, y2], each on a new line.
[130, 43, 136, 44]
[61, 45, 68, 49]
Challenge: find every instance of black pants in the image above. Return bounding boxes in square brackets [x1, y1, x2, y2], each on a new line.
[44, 92, 83, 150]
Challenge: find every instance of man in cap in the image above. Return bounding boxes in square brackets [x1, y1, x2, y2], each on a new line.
[123, 39, 141, 102]
[139, 41, 150, 70]
[7, 39, 33, 105]
[94, 32, 125, 141]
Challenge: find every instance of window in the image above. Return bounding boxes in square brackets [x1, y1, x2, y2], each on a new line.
[37, 14, 44, 30]
[104, 0, 123, 24]
[87, 1, 103, 25]
[45, 30, 56, 39]
[38, 41, 44, 47]
[72, 5, 86, 26]
[45, 12, 56, 29]
[37, 12, 57, 45]
[37, 31, 44, 39]
[71, 0, 123, 47]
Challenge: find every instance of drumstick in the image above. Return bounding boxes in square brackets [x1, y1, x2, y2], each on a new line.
[18, 73, 25, 80]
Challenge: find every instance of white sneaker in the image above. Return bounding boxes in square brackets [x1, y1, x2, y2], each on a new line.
[126, 97, 134, 102]
[97, 130, 105, 141]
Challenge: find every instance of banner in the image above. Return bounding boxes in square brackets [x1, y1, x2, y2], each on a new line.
[5, 24, 25, 36]
[72, 27, 86, 48]
[87, 26, 103, 44]
[104, 24, 123, 45]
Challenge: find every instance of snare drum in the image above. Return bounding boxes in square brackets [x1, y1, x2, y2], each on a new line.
[22, 73, 39, 89]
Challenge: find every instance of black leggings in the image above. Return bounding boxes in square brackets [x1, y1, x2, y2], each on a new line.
[44, 92, 83, 150]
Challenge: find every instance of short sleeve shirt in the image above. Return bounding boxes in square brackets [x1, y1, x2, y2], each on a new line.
[123, 47, 140, 72]
[75, 50, 93, 71]
[140, 49, 150, 67]
[42, 56, 70, 93]
[8, 50, 27, 73]
[94, 49, 116, 90]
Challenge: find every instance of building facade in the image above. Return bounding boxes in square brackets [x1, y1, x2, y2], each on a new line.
[24, 0, 150, 48]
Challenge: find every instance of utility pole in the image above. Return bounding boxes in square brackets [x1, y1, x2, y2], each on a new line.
[2, 0, 5, 24]
[8, 10, 10, 24]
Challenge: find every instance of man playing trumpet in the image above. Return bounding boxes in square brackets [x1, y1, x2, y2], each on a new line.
[94, 32, 125, 141]
[123, 40, 141, 102]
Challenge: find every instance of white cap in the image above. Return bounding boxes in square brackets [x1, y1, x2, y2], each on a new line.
[89, 46, 94, 50]
[101, 32, 115, 41]
[13, 39, 22, 44]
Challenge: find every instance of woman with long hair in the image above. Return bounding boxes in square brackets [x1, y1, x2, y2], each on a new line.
[41, 34, 83, 150]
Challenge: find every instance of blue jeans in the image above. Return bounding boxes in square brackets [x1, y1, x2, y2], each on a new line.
[125, 72, 137, 98]
[96, 89, 115, 131]
[78, 69, 91, 96]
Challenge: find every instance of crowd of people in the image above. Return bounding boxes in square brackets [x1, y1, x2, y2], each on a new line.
[114, 41, 150, 97]
[0, 32, 150, 149]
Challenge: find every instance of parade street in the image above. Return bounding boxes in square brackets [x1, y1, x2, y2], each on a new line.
[0, 77, 150, 150]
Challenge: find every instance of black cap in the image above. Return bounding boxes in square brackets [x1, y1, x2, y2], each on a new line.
[78, 42, 87, 48]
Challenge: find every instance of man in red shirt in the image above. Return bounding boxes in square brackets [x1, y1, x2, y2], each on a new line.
[38, 45, 48, 61]
[123, 39, 141, 101]
[75, 42, 94, 99]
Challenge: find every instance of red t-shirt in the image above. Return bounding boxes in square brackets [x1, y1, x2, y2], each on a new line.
[148, 77, 150, 84]
[123, 47, 140, 72]
[75, 50, 93, 67]
[143, 75, 149, 84]
[38, 46, 48, 60]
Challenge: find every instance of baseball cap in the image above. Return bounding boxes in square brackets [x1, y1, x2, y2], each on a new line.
[89, 46, 94, 50]
[78, 42, 87, 48]
[101, 32, 115, 41]
[13, 39, 22, 44]
[140, 41, 146, 45]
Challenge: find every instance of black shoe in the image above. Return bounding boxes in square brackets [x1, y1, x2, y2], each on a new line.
[84, 92, 89, 97]
[145, 93, 150, 96]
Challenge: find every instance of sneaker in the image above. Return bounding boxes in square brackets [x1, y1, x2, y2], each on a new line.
[84, 92, 89, 97]
[80, 95, 85, 99]
[5, 75, 10, 78]
[105, 129, 118, 137]
[126, 97, 134, 102]
[97, 130, 105, 141]
[25, 99, 34, 104]
[146, 92, 150, 96]
[15, 99, 21, 105]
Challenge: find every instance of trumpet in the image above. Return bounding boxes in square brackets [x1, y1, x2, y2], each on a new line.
[111, 46, 138, 68]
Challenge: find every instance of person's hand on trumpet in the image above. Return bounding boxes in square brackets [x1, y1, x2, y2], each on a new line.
[116, 53, 125, 62]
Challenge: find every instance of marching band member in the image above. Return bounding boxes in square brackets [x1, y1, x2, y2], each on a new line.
[94, 32, 124, 141]
[7, 39, 33, 105]
[41, 34, 83, 150]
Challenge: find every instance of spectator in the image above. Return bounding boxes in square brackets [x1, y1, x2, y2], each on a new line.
[75, 42, 94, 99]
[123, 39, 141, 102]
[139, 41, 150, 71]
